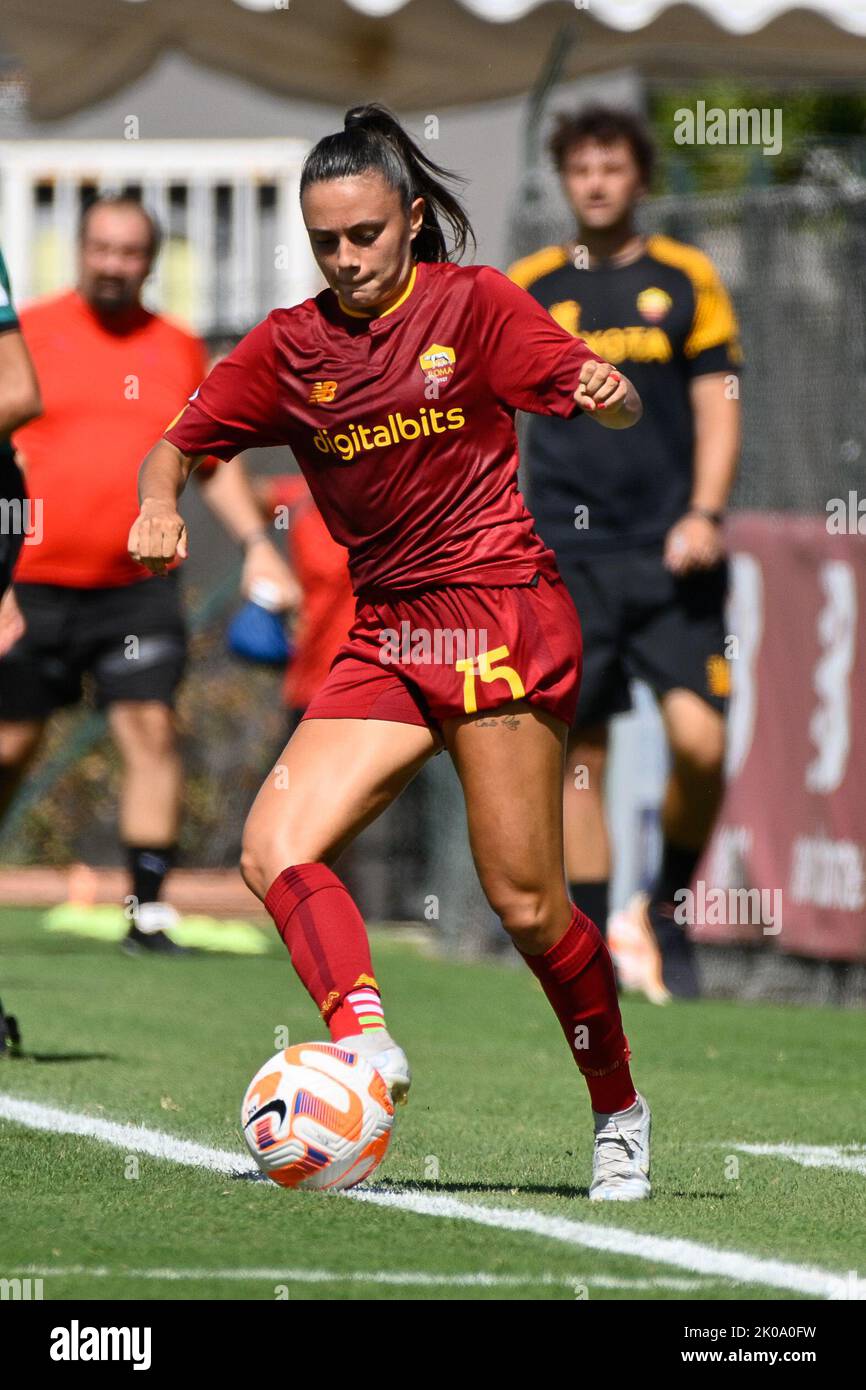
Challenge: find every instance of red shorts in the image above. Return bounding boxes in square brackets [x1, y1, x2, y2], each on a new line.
[301, 570, 582, 735]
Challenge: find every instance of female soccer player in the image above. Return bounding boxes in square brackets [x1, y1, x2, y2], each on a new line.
[129, 105, 651, 1200]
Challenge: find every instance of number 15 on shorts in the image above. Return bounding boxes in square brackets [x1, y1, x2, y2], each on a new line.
[455, 645, 526, 714]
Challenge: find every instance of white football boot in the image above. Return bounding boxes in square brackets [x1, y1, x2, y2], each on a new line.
[121, 901, 188, 956]
[607, 893, 671, 1005]
[339, 1031, 411, 1107]
[589, 1092, 652, 1201]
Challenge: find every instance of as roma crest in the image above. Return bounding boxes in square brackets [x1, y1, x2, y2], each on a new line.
[419, 342, 456, 387]
[636, 287, 673, 324]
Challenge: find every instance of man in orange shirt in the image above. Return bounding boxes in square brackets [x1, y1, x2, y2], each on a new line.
[0, 196, 298, 953]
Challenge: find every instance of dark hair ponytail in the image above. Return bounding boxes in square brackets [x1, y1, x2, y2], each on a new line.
[300, 103, 475, 263]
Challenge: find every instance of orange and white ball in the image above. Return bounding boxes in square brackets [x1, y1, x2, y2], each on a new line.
[241, 1042, 394, 1191]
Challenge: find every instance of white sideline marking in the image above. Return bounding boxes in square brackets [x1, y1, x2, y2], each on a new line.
[14, 1265, 713, 1292]
[731, 1143, 866, 1176]
[0, 1094, 250, 1175]
[351, 1188, 863, 1299]
[2, 1093, 863, 1300]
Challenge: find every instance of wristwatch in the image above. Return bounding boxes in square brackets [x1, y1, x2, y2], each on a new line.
[688, 506, 725, 526]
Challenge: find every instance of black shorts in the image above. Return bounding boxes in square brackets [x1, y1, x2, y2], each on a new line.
[556, 542, 729, 730]
[0, 574, 187, 721]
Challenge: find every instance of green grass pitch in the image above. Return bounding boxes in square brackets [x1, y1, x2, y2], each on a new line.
[0, 908, 862, 1301]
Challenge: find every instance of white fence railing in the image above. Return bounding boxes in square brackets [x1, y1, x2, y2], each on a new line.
[0, 139, 320, 334]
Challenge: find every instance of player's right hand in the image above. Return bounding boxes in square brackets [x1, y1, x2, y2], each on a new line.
[574, 359, 626, 413]
[128, 498, 188, 574]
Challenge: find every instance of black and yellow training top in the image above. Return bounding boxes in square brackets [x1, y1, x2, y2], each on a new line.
[508, 235, 742, 552]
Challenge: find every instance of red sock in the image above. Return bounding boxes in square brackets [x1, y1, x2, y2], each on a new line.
[519, 902, 637, 1114]
[264, 863, 387, 1043]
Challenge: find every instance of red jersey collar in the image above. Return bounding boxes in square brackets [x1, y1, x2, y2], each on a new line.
[333, 261, 425, 329]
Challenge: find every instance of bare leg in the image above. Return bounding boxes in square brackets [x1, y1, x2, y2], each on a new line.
[563, 723, 609, 881]
[659, 689, 725, 848]
[648, 688, 726, 998]
[0, 719, 46, 823]
[442, 699, 572, 955]
[108, 701, 182, 846]
[442, 698, 636, 1116]
[241, 716, 441, 901]
[240, 716, 440, 1066]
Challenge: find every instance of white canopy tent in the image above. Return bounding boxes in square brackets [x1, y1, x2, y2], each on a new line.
[1, 0, 864, 122]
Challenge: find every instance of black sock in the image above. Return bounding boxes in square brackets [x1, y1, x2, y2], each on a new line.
[649, 840, 701, 921]
[649, 839, 702, 998]
[126, 844, 176, 909]
[568, 880, 609, 940]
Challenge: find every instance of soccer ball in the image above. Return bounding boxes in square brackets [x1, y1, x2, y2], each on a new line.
[241, 1041, 394, 1191]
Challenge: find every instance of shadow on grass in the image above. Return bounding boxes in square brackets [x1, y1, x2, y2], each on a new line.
[364, 1178, 591, 1199]
[3, 1051, 119, 1064]
[229, 1171, 735, 1201]
[366, 1180, 736, 1201]
[227, 1172, 590, 1196]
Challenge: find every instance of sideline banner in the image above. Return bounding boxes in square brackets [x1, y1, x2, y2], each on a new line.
[694, 511, 866, 961]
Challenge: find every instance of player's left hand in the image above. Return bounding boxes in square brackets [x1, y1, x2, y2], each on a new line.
[574, 360, 628, 415]
[241, 537, 302, 612]
[663, 513, 724, 575]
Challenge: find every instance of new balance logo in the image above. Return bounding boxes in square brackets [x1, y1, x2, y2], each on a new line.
[308, 380, 339, 403]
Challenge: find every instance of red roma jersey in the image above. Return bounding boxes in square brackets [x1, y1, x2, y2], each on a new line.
[165, 261, 605, 596]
